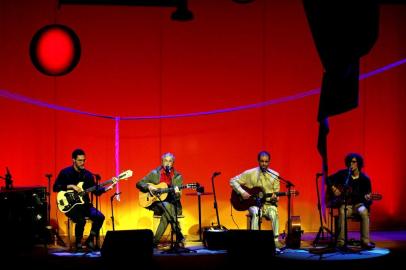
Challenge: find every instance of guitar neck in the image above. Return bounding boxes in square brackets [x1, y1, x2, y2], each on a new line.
[84, 179, 115, 193]
[160, 185, 189, 194]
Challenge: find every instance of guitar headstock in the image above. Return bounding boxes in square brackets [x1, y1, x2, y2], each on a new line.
[371, 192, 382, 201]
[290, 189, 299, 196]
[186, 183, 199, 189]
[118, 170, 133, 180]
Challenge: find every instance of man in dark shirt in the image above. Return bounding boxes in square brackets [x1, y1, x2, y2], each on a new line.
[327, 153, 375, 250]
[53, 148, 116, 251]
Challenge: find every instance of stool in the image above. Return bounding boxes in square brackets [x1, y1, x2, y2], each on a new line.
[153, 214, 185, 242]
[246, 214, 272, 230]
[67, 217, 96, 248]
[333, 212, 367, 245]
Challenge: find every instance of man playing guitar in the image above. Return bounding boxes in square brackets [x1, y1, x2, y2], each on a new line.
[327, 152, 375, 250]
[53, 148, 117, 251]
[230, 150, 283, 249]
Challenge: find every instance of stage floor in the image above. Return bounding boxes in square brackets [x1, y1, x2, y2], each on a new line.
[3, 230, 406, 270]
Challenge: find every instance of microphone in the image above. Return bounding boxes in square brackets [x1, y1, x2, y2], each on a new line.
[93, 173, 101, 181]
[316, 172, 323, 177]
[45, 173, 52, 178]
[213, 172, 221, 177]
[5, 167, 12, 179]
[165, 166, 171, 174]
[32, 193, 43, 205]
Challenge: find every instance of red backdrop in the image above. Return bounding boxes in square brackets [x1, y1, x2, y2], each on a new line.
[1, 0, 405, 236]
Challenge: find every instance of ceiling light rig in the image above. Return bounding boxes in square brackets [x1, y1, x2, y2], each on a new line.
[59, 0, 194, 21]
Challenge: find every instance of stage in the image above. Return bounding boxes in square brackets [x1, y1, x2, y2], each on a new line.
[5, 230, 405, 270]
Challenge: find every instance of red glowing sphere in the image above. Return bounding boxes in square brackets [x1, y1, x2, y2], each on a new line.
[30, 24, 81, 76]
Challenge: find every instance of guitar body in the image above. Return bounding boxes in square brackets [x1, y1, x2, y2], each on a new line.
[230, 186, 265, 211]
[230, 185, 298, 211]
[138, 182, 197, 208]
[56, 169, 133, 214]
[286, 215, 302, 249]
[326, 184, 382, 208]
[138, 182, 169, 208]
[57, 182, 86, 213]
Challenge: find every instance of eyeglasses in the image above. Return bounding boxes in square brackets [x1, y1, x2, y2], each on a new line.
[350, 160, 358, 163]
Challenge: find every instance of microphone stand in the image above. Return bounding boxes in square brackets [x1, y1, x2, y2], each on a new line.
[265, 169, 296, 248]
[340, 168, 352, 252]
[211, 172, 225, 230]
[312, 173, 334, 247]
[93, 174, 101, 248]
[110, 192, 121, 231]
[44, 174, 65, 247]
[157, 189, 194, 254]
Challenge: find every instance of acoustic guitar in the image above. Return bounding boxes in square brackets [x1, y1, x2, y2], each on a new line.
[230, 185, 299, 211]
[138, 182, 198, 208]
[56, 169, 133, 213]
[326, 185, 382, 208]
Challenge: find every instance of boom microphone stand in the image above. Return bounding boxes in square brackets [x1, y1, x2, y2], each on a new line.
[339, 167, 353, 252]
[156, 189, 194, 254]
[110, 192, 121, 231]
[211, 171, 226, 230]
[265, 169, 297, 248]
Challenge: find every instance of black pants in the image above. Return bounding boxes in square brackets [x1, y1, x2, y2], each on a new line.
[66, 204, 105, 242]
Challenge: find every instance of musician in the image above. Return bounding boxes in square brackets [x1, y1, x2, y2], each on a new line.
[327, 153, 375, 250]
[53, 148, 116, 251]
[136, 152, 185, 248]
[230, 150, 283, 248]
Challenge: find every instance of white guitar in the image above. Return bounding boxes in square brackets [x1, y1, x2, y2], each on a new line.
[56, 170, 133, 213]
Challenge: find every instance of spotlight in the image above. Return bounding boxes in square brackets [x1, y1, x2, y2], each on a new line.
[233, 0, 255, 3]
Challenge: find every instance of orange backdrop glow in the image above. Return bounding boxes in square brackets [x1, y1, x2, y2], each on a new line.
[1, 0, 406, 237]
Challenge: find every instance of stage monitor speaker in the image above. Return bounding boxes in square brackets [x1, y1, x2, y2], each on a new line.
[203, 228, 228, 250]
[101, 229, 153, 261]
[226, 229, 276, 257]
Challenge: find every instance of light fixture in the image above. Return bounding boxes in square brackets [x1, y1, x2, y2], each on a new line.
[232, 0, 255, 4]
[59, 0, 194, 21]
[171, 0, 194, 21]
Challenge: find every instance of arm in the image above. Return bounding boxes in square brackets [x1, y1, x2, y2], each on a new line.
[230, 171, 251, 200]
[136, 169, 159, 193]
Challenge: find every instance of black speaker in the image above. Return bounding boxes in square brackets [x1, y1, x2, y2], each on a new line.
[101, 229, 153, 260]
[226, 229, 276, 257]
[203, 228, 228, 250]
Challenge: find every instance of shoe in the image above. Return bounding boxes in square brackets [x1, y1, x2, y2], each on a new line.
[275, 240, 284, 249]
[86, 240, 95, 251]
[336, 241, 344, 248]
[84, 235, 96, 251]
[74, 242, 83, 252]
[361, 242, 375, 250]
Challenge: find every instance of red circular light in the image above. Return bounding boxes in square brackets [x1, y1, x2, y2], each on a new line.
[30, 24, 81, 76]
